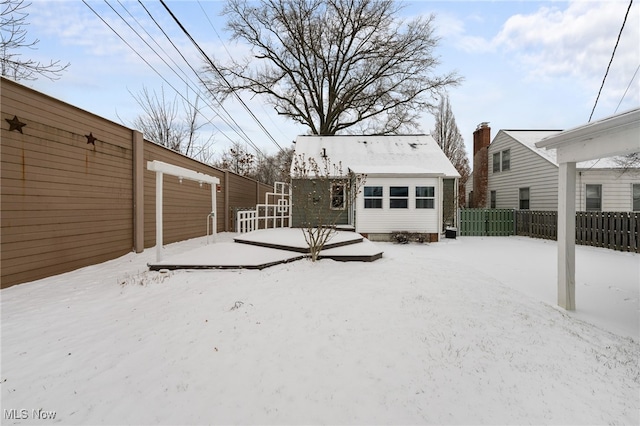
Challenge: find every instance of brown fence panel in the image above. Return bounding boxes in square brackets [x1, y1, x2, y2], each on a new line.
[1, 78, 277, 288]
[1, 78, 134, 288]
[518, 210, 639, 254]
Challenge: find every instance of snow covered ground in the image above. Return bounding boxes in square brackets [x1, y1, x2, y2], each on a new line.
[2, 233, 638, 425]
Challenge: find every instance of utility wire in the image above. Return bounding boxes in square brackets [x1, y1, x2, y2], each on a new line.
[588, 0, 633, 122]
[83, 0, 244, 148]
[614, 63, 639, 114]
[197, 0, 295, 144]
[136, 1, 266, 157]
[159, 0, 285, 153]
[110, 0, 260, 151]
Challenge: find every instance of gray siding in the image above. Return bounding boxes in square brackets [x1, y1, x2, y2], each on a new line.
[290, 178, 349, 227]
[488, 132, 558, 210]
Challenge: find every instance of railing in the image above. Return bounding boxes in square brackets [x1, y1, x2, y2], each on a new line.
[236, 182, 291, 233]
[237, 210, 257, 233]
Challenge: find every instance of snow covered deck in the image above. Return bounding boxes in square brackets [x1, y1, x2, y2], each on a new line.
[148, 228, 383, 271]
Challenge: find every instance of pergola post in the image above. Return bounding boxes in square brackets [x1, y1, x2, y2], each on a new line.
[557, 162, 576, 310]
[147, 160, 220, 263]
[155, 171, 164, 262]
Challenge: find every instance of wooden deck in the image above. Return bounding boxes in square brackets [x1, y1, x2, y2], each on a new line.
[148, 229, 383, 271]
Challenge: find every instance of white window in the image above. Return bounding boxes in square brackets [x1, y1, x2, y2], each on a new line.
[493, 153, 501, 173]
[633, 184, 640, 211]
[490, 190, 496, 209]
[586, 184, 601, 211]
[416, 186, 435, 209]
[493, 149, 510, 172]
[502, 149, 510, 171]
[330, 183, 345, 210]
[363, 186, 383, 209]
[390, 186, 408, 209]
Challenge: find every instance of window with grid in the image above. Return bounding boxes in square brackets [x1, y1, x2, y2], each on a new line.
[330, 183, 345, 210]
[415, 186, 435, 209]
[586, 184, 602, 211]
[390, 186, 409, 208]
[519, 187, 530, 210]
[363, 186, 383, 209]
[493, 153, 501, 173]
[502, 149, 510, 171]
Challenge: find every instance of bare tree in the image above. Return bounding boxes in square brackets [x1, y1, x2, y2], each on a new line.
[215, 142, 256, 176]
[127, 86, 215, 161]
[253, 146, 294, 185]
[1, 0, 69, 81]
[291, 154, 364, 261]
[432, 94, 471, 206]
[208, 0, 461, 135]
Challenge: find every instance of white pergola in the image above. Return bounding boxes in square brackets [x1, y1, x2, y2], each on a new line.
[147, 160, 220, 262]
[536, 108, 640, 310]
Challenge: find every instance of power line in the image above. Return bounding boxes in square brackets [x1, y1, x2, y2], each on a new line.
[83, 0, 268, 155]
[588, 0, 634, 122]
[615, 63, 639, 114]
[109, 0, 262, 151]
[133, 1, 266, 156]
[158, 0, 285, 153]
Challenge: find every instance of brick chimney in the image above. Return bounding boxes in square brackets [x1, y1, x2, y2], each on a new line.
[472, 122, 491, 208]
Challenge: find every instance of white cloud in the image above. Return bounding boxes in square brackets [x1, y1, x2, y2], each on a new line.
[491, 0, 640, 108]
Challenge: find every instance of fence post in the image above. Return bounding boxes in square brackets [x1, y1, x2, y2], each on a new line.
[132, 130, 144, 253]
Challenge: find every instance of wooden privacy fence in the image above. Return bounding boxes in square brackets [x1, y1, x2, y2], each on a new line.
[461, 209, 639, 253]
[515, 210, 557, 240]
[459, 209, 514, 236]
[516, 210, 639, 253]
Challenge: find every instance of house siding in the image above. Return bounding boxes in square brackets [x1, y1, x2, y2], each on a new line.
[486, 131, 639, 211]
[576, 168, 640, 211]
[488, 132, 559, 210]
[356, 177, 440, 234]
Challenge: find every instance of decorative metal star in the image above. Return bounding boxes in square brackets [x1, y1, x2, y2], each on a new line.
[85, 132, 97, 145]
[5, 115, 26, 134]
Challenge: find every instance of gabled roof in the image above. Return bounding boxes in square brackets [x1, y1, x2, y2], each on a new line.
[293, 135, 460, 178]
[500, 130, 631, 169]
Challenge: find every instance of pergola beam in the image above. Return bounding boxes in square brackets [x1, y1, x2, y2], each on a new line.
[146, 161, 220, 261]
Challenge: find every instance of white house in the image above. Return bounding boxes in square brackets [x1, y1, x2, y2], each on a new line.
[292, 135, 460, 242]
[467, 127, 640, 211]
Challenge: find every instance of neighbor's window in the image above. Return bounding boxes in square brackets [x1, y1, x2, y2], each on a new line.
[519, 187, 530, 210]
[633, 184, 640, 211]
[363, 186, 383, 209]
[416, 186, 435, 209]
[493, 153, 501, 173]
[586, 184, 602, 211]
[390, 186, 409, 208]
[501, 149, 511, 171]
[490, 190, 496, 209]
[330, 183, 345, 210]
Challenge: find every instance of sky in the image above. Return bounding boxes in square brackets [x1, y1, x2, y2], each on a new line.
[17, 0, 640, 162]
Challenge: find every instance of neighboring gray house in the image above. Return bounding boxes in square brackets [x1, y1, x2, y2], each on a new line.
[292, 135, 460, 242]
[467, 128, 640, 211]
